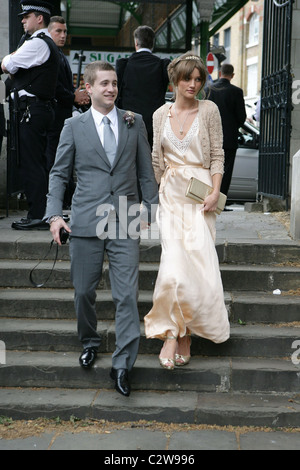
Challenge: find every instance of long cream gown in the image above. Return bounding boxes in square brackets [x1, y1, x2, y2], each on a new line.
[144, 113, 230, 344]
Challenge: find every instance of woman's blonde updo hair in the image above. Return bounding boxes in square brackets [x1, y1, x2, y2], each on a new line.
[168, 51, 208, 99]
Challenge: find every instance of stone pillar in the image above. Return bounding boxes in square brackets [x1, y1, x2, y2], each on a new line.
[289, 1, 300, 236]
[291, 3, 300, 150]
[290, 150, 300, 239]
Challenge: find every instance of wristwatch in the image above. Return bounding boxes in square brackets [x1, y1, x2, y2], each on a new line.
[48, 215, 63, 225]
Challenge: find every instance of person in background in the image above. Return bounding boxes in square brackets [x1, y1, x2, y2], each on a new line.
[47, 16, 90, 208]
[205, 63, 246, 199]
[254, 95, 261, 124]
[1, 0, 60, 230]
[116, 25, 170, 149]
[0, 75, 5, 154]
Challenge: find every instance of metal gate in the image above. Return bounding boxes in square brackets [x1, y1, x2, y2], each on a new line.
[258, 0, 293, 202]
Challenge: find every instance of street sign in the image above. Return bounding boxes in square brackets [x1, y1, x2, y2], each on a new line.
[206, 52, 214, 74]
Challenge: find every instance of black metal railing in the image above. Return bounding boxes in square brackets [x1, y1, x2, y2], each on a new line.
[258, 0, 293, 203]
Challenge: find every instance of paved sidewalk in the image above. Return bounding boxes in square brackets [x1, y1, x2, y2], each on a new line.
[0, 419, 300, 450]
[0, 205, 297, 244]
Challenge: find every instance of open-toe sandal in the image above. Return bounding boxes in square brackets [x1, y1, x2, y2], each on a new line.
[175, 334, 191, 366]
[159, 335, 177, 370]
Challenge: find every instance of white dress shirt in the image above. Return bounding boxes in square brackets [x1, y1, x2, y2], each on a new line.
[136, 48, 152, 53]
[2, 28, 52, 97]
[91, 105, 119, 148]
[91, 105, 119, 215]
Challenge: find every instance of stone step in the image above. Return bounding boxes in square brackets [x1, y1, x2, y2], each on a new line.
[220, 265, 300, 292]
[0, 238, 162, 263]
[0, 260, 299, 291]
[1, 351, 299, 394]
[0, 288, 154, 321]
[1, 319, 299, 358]
[217, 241, 300, 266]
[1, 237, 299, 265]
[230, 291, 300, 323]
[1, 387, 300, 427]
[0, 288, 298, 323]
[0, 288, 228, 322]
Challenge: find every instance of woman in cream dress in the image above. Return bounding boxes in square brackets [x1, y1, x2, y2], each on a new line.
[144, 52, 230, 369]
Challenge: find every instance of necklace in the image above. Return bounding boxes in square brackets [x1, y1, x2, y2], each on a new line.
[173, 105, 196, 135]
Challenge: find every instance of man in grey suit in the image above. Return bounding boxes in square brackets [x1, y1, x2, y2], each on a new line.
[45, 61, 158, 396]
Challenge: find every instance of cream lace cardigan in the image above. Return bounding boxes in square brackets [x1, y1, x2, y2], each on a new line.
[151, 101, 224, 184]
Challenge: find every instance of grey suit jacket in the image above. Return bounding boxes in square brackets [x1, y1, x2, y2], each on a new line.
[45, 107, 158, 237]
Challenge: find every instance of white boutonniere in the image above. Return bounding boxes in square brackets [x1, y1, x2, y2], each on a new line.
[123, 111, 135, 128]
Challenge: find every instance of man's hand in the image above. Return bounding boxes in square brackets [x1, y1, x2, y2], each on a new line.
[50, 218, 71, 246]
[74, 87, 90, 106]
[141, 220, 151, 230]
[1, 51, 17, 74]
[1, 63, 8, 74]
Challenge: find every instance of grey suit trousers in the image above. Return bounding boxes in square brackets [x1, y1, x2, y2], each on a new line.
[69, 228, 140, 371]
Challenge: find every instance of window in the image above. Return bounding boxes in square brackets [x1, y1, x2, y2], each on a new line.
[213, 33, 219, 47]
[248, 12, 259, 45]
[224, 28, 231, 63]
[247, 62, 258, 98]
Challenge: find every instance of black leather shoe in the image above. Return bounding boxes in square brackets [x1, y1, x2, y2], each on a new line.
[110, 367, 131, 397]
[79, 348, 97, 368]
[11, 218, 49, 230]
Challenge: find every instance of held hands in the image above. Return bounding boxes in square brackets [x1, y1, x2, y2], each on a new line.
[141, 220, 151, 230]
[74, 87, 90, 107]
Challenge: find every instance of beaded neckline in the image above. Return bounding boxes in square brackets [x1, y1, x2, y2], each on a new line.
[166, 114, 199, 155]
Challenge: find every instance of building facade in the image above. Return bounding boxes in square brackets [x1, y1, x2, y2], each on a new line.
[210, 0, 264, 117]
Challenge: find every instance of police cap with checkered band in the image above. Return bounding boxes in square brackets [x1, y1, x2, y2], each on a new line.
[18, 0, 53, 17]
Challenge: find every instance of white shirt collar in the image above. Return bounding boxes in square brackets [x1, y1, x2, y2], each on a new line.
[91, 105, 118, 127]
[31, 28, 52, 38]
[136, 48, 152, 53]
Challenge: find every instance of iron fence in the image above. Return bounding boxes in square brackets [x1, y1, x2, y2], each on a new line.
[258, 0, 293, 203]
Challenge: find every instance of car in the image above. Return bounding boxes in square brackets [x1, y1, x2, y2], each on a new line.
[227, 120, 259, 202]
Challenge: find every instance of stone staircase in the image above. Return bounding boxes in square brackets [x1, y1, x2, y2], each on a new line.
[0, 222, 300, 427]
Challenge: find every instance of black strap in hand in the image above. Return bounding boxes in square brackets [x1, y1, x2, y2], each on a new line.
[29, 229, 69, 288]
[29, 240, 59, 288]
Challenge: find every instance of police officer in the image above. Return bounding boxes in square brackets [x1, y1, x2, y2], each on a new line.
[1, 1, 60, 230]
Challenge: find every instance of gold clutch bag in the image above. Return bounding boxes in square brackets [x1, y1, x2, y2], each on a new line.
[185, 177, 227, 215]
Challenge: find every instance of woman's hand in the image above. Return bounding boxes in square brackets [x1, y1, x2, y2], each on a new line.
[203, 173, 223, 212]
[203, 190, 220, 212]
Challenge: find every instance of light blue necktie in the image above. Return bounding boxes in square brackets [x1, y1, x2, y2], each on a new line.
[103, 116, 117, 166]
